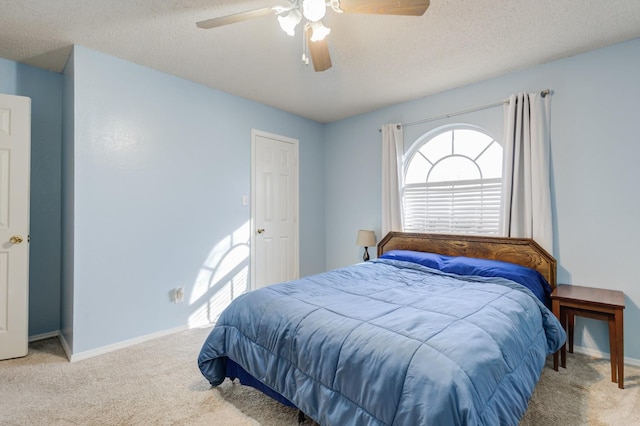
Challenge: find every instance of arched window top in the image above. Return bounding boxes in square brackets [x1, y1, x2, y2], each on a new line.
[405, 124, 501, 182]
[402, 125, 503, 235]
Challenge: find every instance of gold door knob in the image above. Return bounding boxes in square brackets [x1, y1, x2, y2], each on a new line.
[9, 235, 23, 244]
[257, 228, 265, 234]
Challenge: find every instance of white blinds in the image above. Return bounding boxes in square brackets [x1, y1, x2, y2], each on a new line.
[403, 178, 502, 234]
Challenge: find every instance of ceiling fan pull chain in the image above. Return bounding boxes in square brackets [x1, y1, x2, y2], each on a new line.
[302, 25, 310, 66]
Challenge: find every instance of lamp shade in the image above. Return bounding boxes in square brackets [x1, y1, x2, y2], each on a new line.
[356, 230, 376, 247]
[277, 9, 302, 36]
[309, 21, 331, 42]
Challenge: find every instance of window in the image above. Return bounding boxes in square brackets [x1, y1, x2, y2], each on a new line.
[402, 126, 503, 235]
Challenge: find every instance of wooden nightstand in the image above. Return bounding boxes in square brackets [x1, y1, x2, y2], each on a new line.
[551, 284, 625, 389]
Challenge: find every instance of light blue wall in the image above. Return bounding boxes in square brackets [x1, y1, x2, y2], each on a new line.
[0, 58, 63, 338]
[68, 46, 325, 353]
[325, 38, 640, 362]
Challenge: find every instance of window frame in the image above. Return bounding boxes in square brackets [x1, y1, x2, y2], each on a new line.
[402, 123, 504, 235]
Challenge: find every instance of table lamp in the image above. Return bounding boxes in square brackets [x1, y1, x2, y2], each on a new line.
[356, 230, 376, 261]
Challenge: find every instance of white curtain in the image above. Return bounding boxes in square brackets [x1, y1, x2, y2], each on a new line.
[501, 92, 553, 254]
[381, 123, 404, 237]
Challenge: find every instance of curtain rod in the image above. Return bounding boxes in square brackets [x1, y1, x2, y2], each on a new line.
[378, 89, 550, 132]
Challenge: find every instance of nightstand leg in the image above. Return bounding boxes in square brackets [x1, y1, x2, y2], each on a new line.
[568, 312, 575, 353]
[616, 308, 624, 389]
[552, 299, 561, 371]
[608, 318, 617, 384]
[560, 307, 567, 368]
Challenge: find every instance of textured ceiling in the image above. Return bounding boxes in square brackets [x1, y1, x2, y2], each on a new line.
[2, 0, 640, 123]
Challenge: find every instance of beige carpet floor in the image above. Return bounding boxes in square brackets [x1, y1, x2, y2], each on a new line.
[1, 326, 638, 425]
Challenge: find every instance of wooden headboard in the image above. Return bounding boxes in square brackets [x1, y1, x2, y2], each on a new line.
[377, 232, 557, 288]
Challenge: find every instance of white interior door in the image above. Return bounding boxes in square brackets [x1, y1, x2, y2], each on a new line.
[251, 130, 299, 289]
[0, 94, 31, 360]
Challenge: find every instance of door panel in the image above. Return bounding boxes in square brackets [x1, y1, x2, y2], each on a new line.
[252, 131, 298, 289]
[0, 94, 30, 360]
[0, 149, 9, 227]
[0, 253, 8, 333]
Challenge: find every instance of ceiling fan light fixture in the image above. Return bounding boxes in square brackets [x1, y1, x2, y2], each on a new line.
[309, 21, 331, 42]
[196, 0, 432, 73]
[278, 8, 302, 36]
[302, 0, 327, 22]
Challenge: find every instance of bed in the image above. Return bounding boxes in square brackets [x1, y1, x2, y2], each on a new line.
[198, 232, 566, 425]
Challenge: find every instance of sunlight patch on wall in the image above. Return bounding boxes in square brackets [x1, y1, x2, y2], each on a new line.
[189, 266, 248, 328]
[188, 221, 250, 328]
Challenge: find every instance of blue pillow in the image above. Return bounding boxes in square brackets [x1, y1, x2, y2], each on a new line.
[379, 250, 446, 270]
[380, 250, 552, 306]
[440, 256, 552, 306]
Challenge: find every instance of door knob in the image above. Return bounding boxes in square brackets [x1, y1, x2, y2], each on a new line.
[257, 228, 265, 234]
[9, 235, 23, 244]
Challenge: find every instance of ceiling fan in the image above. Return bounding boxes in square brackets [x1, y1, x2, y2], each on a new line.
[196, 0, 430, 72]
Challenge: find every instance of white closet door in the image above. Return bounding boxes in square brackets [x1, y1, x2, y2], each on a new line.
[0, 93, 31, 360]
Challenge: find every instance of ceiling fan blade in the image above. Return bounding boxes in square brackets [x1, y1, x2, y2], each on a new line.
[337, 0, 430, 16]
[306, 28, 332, 72]
[196, 7, 275, 29]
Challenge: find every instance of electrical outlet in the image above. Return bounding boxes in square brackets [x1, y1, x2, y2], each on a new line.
[170, 287, 184, 303]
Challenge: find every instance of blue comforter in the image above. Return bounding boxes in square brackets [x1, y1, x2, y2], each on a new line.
[198, 259, 565, 425]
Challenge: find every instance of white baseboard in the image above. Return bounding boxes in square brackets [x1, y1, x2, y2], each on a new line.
[571, 344, 640, 367]
[58, 333, 72, 361]
[68, 325, 188, 362]
[29, 326, 190, 363]
[33, 327, 640, 367]
[28, 331, 60, 342]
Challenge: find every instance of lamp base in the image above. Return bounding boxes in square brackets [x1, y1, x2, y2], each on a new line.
[363, 247, 370, 262]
